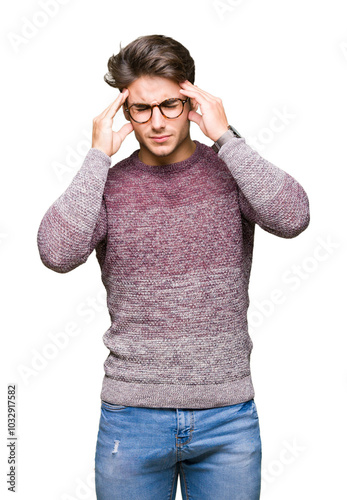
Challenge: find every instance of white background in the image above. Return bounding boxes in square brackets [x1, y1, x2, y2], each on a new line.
[1, 0, 346, 498]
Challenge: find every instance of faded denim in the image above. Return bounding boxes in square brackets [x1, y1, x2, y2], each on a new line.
[95, 398, 262, 499]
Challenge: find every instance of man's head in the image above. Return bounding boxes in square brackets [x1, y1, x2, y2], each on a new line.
[104, 34, 195, 90]
[104, 35, 197, 165]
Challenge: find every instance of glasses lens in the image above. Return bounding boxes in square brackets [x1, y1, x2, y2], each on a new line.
[129, 104, 152, 123]
[128, 99, 185, 123]
[160, 99, 183, 119]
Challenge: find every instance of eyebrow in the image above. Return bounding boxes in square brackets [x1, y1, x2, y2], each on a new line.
[127, 97, 181, 106]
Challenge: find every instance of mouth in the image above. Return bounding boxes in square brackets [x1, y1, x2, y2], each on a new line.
[150, 135, 171, 143]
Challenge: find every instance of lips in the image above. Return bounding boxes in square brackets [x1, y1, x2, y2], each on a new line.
[150, 135, 171, 143]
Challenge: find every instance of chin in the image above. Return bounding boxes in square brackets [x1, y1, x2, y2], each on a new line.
[153, 147, 176, 158]
[147, 142, 176, 158]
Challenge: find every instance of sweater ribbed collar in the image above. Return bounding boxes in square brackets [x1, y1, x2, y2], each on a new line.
[129, 140, 202, 174]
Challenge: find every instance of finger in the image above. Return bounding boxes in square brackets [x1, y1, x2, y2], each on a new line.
[191, 86, 217, 101]
[180, 82, 205, 96]
[96, 96, 120, 120]
[179, 87, 207, 104]
[180, 81, 217, 101]
[179, 86, 215, 105]
[106, 88, 129, 118]
[190, 97, 199, 112]
[98, 89, 129, 120]
[115, 122, 134, 143]
[187, 110, 203, 126]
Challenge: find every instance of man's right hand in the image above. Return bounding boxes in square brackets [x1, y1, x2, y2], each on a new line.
[92, 88, 134, 157]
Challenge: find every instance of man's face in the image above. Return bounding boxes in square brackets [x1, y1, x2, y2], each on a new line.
[124, 75, 196, 166]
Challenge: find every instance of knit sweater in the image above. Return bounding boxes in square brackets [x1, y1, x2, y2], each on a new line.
[37, 137, 310, 408]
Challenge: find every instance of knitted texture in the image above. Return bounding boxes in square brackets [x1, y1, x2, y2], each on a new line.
[37, 138, 310, 408]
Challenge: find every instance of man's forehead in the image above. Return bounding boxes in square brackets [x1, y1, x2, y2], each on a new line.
[127, 76, 180, 103]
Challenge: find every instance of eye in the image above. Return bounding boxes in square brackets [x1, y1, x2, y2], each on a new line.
[161, 99, 180, 109]
[133, 104, 150, 112]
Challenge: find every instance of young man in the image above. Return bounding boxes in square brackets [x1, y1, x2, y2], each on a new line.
[37, 35, 310, 500]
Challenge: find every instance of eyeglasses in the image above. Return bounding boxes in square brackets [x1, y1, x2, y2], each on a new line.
[125, 97, 190, 124]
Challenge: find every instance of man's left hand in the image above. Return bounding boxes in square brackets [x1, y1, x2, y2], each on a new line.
[179, 81, 229, 142]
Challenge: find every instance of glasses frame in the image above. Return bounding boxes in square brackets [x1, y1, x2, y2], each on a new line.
[124, 97, 190, 124]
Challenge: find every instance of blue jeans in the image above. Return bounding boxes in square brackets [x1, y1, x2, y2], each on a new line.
[94, 398, 262, 499]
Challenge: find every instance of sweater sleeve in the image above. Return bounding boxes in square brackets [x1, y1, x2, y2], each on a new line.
[37, 148, 111, 273]
[218, 137, 310, 238]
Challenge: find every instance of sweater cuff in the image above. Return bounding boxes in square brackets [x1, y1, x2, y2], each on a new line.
[217, 137, 251, 172]
[85, 148, 112, 181]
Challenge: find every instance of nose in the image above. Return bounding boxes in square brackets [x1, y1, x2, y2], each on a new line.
[151, 105, 166, 129]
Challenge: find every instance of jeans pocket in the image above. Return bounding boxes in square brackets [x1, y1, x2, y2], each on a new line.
[101, 400, 128, 411]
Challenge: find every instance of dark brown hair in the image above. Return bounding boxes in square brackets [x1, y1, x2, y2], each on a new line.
[104, 34, 195, 90]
